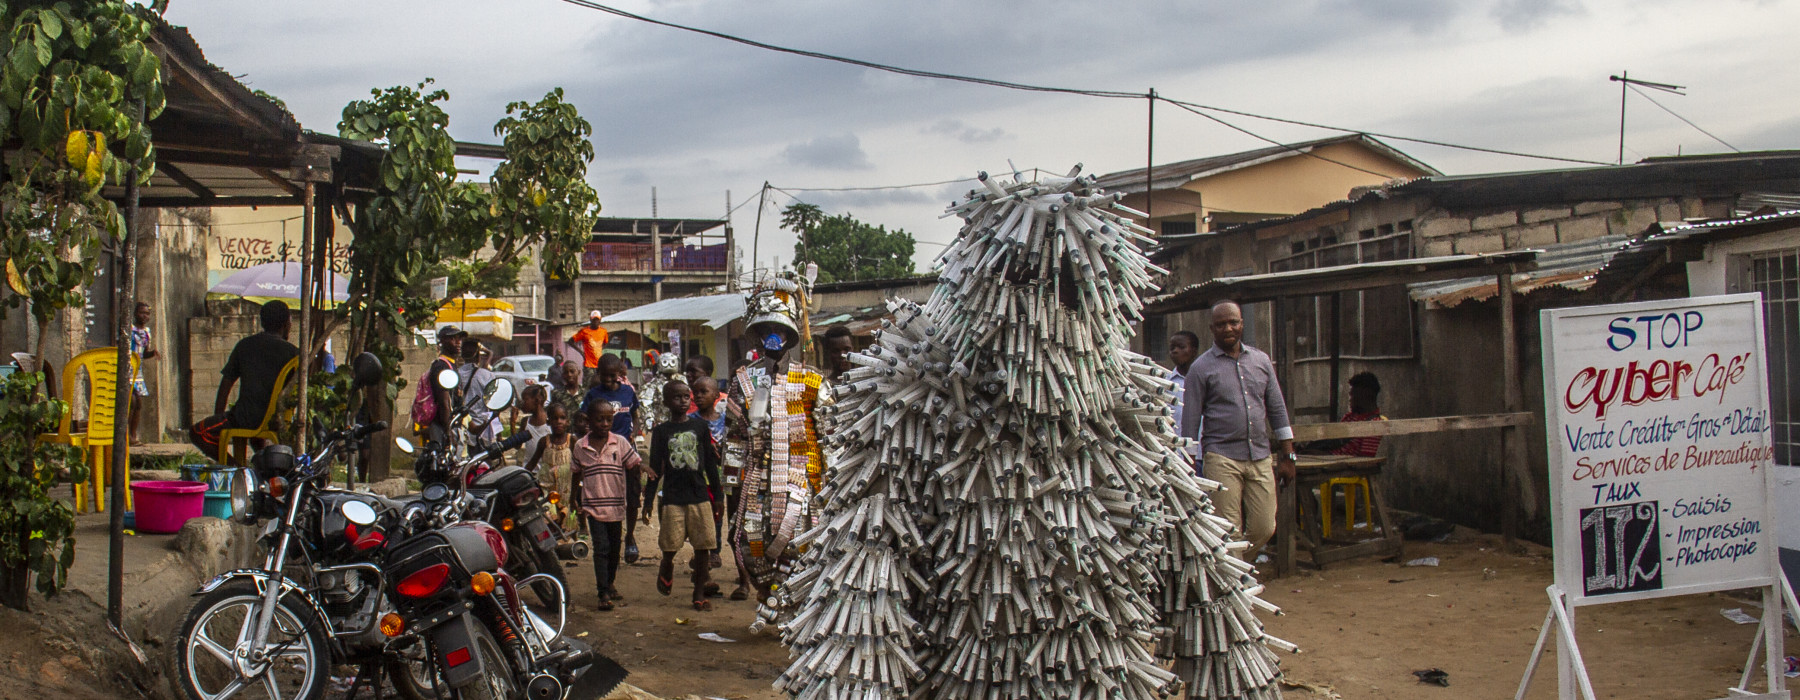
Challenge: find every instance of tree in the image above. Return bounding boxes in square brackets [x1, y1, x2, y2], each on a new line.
[329, 84, 600, 474]
[782, 203, 916, 283]
[0, 0, 166, 610]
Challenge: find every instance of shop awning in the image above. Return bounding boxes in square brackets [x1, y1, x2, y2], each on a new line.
[602, 293, 746, 330]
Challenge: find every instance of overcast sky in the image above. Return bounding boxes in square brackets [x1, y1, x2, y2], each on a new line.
[168, 0, 1800, 273]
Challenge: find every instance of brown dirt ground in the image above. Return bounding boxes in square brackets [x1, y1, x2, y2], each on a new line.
[35, 480, 1799, 700]
[570, 521, 1800, 700]
[569, 516, 791, 700]
[1264, 533, 1800, 699]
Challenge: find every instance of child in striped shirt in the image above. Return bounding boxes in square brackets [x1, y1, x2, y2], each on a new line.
[573, 400, 642, 610]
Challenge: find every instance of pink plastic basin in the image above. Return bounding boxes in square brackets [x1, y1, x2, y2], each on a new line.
[130, 480, 208, 533]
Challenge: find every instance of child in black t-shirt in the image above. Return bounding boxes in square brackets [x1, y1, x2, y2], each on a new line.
[648, 380, 722, 610]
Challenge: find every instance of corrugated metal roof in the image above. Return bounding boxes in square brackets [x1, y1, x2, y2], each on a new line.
[1593, 209, 1800, 293]
[1408, 234, 1632, 308]
[602, 293, 746, 329]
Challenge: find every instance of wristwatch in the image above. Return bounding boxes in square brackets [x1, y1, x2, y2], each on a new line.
[1283, 452, 1298, 462]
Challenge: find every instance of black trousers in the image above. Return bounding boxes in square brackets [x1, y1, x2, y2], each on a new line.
[587, 517, 623, 595]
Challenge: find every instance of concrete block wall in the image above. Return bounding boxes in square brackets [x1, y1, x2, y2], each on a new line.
[1414, 196, 1731, 257]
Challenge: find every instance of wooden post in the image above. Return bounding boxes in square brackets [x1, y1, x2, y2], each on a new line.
[1498, 270, 1522, 546]
[295, 180, 314, 455]
[1272, 297, 1296, 576]
[1329, 292, 1342, 420]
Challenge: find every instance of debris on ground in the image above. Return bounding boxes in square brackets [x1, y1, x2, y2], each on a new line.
[698, 632, 737, 643]
[1404, 557, 1441, 567]
[1411, 668, 1450, 686]
[1720, 608, 1760, 625]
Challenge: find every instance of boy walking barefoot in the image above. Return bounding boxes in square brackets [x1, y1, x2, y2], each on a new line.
[647, 380, 722, 611]
[573, 400, 640, 611]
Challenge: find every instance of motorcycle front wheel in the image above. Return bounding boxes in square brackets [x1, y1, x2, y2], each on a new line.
[175, 581, 329, 700]
[508, 534, 568, 607]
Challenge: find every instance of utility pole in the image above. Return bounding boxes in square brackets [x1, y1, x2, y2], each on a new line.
[752, 182, 768, 284]
[1144, 88, 1156, 229]
[1610, 72, 1686, 165]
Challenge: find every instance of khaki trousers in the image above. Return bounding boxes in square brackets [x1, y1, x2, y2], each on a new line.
[1201, 452, 1277, 559]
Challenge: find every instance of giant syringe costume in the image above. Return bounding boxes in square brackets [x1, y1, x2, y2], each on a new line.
[771, 168, 1294, 699]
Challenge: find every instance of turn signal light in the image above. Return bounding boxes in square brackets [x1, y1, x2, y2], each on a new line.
[501, 518, 515, 532]
[396, 563, 450, 598]
[266, 477, 288, 500]
[548, 491, 561, 505]
[470, 571, 495, 595]
[379, 613, 405, 637]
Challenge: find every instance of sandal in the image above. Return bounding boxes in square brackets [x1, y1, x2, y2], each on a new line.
[704, 582, 722, 598]
[597, 600, 615, 612]
[691, 599, 712, 611]
[729, 586, 749, 601]
[656, 575, 673, 596]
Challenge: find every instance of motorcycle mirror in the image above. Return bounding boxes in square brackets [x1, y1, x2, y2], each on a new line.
[341, 500, 377, 527]
[436, 368, 460, 391]
[484, 379, 515, 412]
[351, 352, 383, 390]
[394, 437, 415, 454]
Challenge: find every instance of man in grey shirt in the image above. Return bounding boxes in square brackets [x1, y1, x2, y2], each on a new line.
[1180, 301, 1296, 559]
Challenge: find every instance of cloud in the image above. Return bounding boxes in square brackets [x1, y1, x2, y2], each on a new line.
[922, 119, 1007, 144]
[1491, 0, 1586, 32]
[780, 133, 875, 170]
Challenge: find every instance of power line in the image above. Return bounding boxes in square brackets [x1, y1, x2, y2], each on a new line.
[781, 176, 977, 192]
[553, 0, 1140, 99]
[1157, 96, 1612, 166]
[1158, 98, 1402, 180]
[551, 0, 1611, 167]
[1625, 83, 1739, 153]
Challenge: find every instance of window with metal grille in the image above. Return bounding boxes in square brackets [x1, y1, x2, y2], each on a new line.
[1271, 222, 1416, 360]
[1750, 248, 1799, 466]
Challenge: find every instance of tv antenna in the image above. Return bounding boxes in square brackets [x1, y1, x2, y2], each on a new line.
[1609, 72, 1685, 165]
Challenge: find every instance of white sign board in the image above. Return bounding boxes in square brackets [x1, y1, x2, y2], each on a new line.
[1543, 293, 1780, 606]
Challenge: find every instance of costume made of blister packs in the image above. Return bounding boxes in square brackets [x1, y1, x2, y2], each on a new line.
[724, 278, 830, 625]
[636, 352, 685, 433]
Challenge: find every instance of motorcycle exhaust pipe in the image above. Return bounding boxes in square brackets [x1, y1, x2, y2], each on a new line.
[557, 539, 590, 560]
[525, 673, 564, 699]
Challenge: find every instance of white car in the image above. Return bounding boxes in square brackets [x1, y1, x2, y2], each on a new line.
[491, 354, 558, 395]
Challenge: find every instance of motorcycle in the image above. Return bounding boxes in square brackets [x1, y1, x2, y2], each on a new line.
[413, 369, 574, 606]
[387, 433, 628, 699]
[174, 353, 398, 700]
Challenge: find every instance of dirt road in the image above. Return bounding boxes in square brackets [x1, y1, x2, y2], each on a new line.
[1265, 534, 1798, 699]
[568, 523, 1797, 699]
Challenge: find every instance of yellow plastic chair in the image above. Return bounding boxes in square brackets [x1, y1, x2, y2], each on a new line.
[1319, 476, 1372, 539]
[38, 348, 137, 513]
[218, 357, 300, 466]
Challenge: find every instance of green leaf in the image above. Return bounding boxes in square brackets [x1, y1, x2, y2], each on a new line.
[31, 30, 50, 70]
[10, 43, 40, 81]
[131, 50, 156, 86]
[38, 10, 62, 40]
[70, 20, 92, 49]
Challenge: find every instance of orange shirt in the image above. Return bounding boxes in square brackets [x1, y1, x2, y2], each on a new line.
[570, 325, 609, 368]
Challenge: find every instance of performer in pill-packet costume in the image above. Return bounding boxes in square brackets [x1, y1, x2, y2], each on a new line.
[637, 351, 686, 434]
[772, 167, 1295, 700]
[725, 278, 830, 629]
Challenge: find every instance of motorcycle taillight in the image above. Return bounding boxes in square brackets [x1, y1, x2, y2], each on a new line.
[396, 563, 450, 598]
